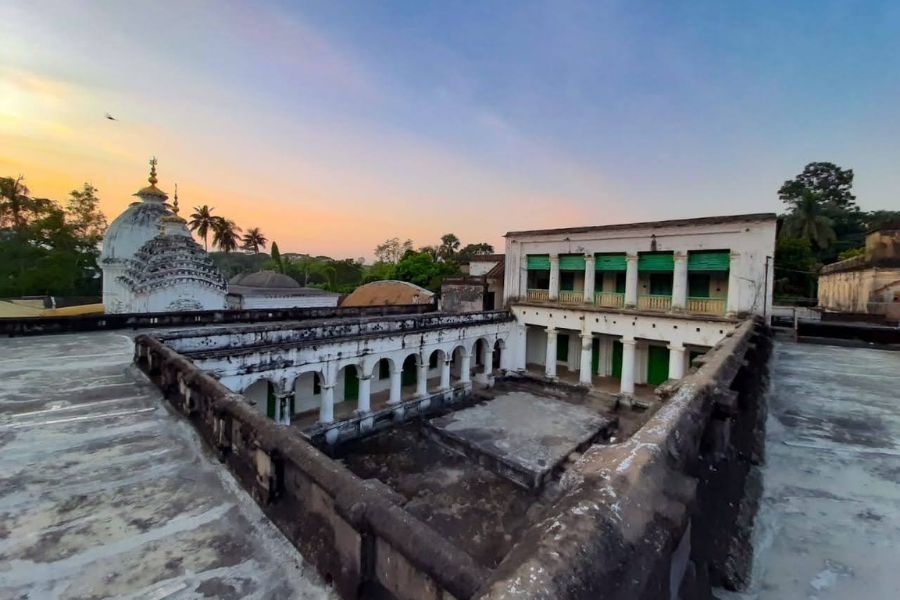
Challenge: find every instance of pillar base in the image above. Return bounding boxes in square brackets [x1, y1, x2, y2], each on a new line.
[617, 393, 634, 408]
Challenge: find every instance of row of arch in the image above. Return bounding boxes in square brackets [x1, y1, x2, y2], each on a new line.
[238, 335, 508, 425]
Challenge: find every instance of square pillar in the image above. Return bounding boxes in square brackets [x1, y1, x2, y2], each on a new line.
[460, 354, 472, 385]
[357, 375, 371, 412]
[440, 359, 451, 391]
[726, 251, 741, 315]
[549, 254, 560, 301]
[545, 327, 558, 379]
[583, 255, 596, 303]
[415, 357, 428, 398]
[579, 333, 593, 386]
[319, 384, 335, 423]
[620, 337, 636, 397]
[388, 366, 402, 405]
[624, 254, 639, 308]
[278, 393, 292, 425]
[672, 251, 688, 311]
[668, 344, 686, 380]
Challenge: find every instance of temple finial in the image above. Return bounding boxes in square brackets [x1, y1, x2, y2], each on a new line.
[148, 156, 158, 186]
[172, 183, 179, 214]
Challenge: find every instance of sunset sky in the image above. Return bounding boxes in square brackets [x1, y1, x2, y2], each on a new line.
[2, 1, 899, 260]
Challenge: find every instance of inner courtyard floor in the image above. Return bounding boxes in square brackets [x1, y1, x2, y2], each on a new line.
[0, 332, 332, 599]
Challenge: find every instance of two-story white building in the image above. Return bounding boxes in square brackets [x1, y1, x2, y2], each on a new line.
[502, 213, 776, 402]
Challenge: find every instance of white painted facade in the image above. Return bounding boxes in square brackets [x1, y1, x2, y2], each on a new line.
[500, 214, 775, 401]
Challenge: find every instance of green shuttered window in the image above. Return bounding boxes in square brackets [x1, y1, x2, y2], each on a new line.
[638, 252, 674, 271]
[594, 253, 626, 271]
[526, 254, 550, 270]
[688, 251, 730, 271]
[559, 254, 586, 271]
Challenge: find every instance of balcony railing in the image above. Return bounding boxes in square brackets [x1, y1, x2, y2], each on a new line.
[558, 290, 583, 304]
[526, 288, 550, 302]
[687, 297, 726, 316]
[637, 294, 672, 311]
[594, 291, 625, 308]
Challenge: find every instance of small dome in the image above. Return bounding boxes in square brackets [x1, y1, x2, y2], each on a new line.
[229, 270, 300, 289]
[100, 158, 185, 264]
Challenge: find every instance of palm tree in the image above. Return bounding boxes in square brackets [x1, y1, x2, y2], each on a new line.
[188, 205, 216, 250]
[438, 233, 460, 261]
[241, 227, 268, 254]
[212, 217, 242, 253]
[781, 190, 836, 250]
[0, 175, 30, 232]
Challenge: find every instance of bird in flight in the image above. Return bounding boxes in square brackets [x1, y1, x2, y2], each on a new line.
[105, 113, 117, 121]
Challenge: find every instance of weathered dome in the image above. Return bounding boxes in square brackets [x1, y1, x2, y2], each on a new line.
[100, 159, 187, 264]
[229, 271, 300, 289]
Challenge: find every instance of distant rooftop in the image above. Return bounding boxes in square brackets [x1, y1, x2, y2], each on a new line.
[505, 212, 777, 238]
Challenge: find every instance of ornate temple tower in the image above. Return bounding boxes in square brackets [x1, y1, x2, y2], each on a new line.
[100, 159, 226, 313]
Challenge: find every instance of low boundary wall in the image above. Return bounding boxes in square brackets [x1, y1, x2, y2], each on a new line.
[474, 318, 773, 600]
[1, 303, 436, 336]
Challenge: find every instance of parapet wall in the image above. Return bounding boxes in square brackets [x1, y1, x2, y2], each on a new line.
[0, 303, 436, 336]
[133, 334, 486, 600]
[475, 318, 773, 600]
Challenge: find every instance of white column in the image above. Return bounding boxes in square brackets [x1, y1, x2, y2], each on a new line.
[357, 375, 371, 412]
[278, 393, 291, 425]
[726, 251, 741, 316]
[319, 384, 335, 423]
[672, 251, 688, 311]
[579, 333, 593, 386]
[388, 365, 402, 405]
[620, 337, 636, 396]
[460, 353, 472, 386]
[583, 254, 596, 303]
[545, 327, 558, 379]
[624, 254, 639, 308]
[440, 359, 451, 391]
[549, 254, 560, 300]
[482, 343, 493, 376]
[416, 357, 428, 398]
[668, 343, 686, 380]
[513, 324, 527, 371]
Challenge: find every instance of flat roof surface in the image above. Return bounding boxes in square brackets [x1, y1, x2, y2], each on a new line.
[429, 390, 611, 480]
[505, 212, 776, 237]
[0, 332, 332, 599]
[743, 340, 900, 599]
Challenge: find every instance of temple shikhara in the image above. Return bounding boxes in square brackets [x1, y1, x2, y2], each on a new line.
[100, 158, 226, 314]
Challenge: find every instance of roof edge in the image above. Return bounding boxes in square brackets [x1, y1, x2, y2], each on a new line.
[504, 213, 777, 238]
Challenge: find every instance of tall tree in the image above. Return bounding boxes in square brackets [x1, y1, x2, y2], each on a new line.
[0, 175, 31, 231]
[241, 227, 268, 254]
[374, 237, 413, 264]
[438, 233, 461, 261]
[188, 205, 217, 250]
[457, 242, 495, 261]
[65, 183, 107, 247]
[779, 162, 862, 261]
[780, 190, 836, 251]
[212, 217, 242, 253]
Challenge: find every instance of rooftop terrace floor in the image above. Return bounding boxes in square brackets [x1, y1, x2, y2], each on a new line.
[0, 331, 332, 599]
[733, 339, 900, 599]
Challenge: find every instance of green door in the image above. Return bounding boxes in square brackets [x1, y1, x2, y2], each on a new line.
[560, 272, 576, 291]
[611, 340, 623, 379]
[556, 333, 569, 362]
[649, 273, 673, 295]
[266, 381, 276, 419]
[344, 367, 359, 401]
[591, 338, 600, 374]
[647, 345, 670, 386]
[615, 273, 626, 293]
[688, 273, 711, 298]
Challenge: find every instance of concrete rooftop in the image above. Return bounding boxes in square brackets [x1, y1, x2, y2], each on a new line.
[0, 332, 333, 599]
[731, 339, 900, 599]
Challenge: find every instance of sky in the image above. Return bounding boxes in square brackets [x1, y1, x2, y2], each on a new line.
[2, 1, 899, 260]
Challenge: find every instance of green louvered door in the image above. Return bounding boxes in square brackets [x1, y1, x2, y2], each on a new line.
[266, 382, 276, 419]
[647, 346, 670, 386]
[611, 340, 623, 379]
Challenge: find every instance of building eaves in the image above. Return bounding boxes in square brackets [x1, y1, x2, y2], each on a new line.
[504, 213, 777, 238]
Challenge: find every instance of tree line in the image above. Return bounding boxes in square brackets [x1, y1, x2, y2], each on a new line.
[774, 161, 900, 302]
[0, 176, 107, 297]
